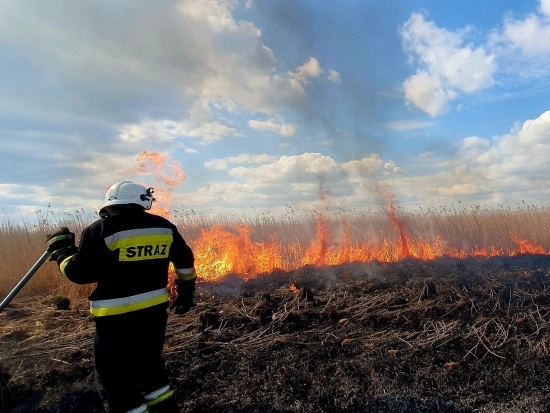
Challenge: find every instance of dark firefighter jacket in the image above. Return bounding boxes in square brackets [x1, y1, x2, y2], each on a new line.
[58, 209, 196, 317]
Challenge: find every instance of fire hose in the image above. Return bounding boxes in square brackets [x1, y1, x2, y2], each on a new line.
[0, 250, 52, 313]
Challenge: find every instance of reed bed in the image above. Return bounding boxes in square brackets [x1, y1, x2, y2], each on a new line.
[2, 204, 550, 301]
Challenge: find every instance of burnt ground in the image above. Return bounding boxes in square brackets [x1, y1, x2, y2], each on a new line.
[2, 255, 550, 412]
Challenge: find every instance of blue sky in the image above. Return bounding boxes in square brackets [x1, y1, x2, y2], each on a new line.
[1, 0, 550, 219]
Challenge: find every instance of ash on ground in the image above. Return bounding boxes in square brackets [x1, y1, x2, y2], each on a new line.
[2, 254, 550, 412]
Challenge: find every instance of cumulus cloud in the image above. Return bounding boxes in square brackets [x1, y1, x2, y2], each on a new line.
[402, 72, 457, 116]
[487, 0, 550, 77]
[228, 154, 280, 164]
[186, 152, 406, 211]
[327, 69, 342, 83]
[0, 1, 327, 207]
[193, 154, 351, 209]
[427, 110, 550, 203]
[342, 154, 386, 176]
[370, 112, 550, 208]
[499, 1, 550, 57]
[184, 122, 242, 144]
[501, 16, 550, 56]
[288, 57, 322, 92]
[0, 0, 344, 219]
[383, 119, 435, 132]
[3, 1, 550, 217]
[400, 13, 496, 116]
[119, 118, 239, 147]
[118, 53, 322, 149]
[229, 152, 344, 185]
[205, 154, 278, 171]
[202, 153, 351, 209]
[119, 121, 185, 147]
[248, 119, 297, 136]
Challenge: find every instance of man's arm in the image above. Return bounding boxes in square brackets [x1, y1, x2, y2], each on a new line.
[169, 227, 196, 314]
[54, 227, 103, 285]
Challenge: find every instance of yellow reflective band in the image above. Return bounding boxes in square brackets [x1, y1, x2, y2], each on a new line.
[144, 385, 170, 401]
[104, 228, 173, 262]
[104, 228, 172, 249]
[59, 255, 75, 276]
[90, 288, 168, 317]
[175, 267, 197, 281]
[146, 389, 174, 407]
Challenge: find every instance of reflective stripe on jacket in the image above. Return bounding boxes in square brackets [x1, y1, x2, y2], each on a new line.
[175, 266, 197, 281]
[144, 384, 174, 407]
[90, 287, 169, 317]
[59, 210, 196, 317]
[126, 403, 148, 413]
[104, 227, 173, 262]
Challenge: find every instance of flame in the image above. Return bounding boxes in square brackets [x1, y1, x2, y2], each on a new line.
[303, 212, 330, 266]
[511, 233, 547, 255]
[193, 224, 286, 282]
[289, 282, 301, 292]
[387, 194, 411, 259]
[134, 151, 186, 219]
[190, 197, 550, 283]
[127, 151, 186, 290]
[191, 220, 549, 283]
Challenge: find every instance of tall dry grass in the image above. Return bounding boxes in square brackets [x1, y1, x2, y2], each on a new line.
[0, 209, 96, 302]
[2, 203, 550, 303]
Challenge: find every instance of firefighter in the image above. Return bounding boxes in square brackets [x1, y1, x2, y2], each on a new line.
[46, 181, 196, 413]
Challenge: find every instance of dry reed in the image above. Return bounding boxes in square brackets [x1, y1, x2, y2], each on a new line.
[2, 204, 550, 302]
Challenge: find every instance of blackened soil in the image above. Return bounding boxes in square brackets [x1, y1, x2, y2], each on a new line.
[2, 255, 550, 412]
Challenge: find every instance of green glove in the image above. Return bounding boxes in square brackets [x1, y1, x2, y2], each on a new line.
[46, 227, 77, 261]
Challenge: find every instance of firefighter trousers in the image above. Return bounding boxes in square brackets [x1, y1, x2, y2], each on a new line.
[93, 305, 178, 413]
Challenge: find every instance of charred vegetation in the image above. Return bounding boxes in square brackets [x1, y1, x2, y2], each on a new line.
[2, 254, 550, 412]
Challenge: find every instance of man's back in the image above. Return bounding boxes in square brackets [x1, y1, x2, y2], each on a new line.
[61, 209, 195, 316]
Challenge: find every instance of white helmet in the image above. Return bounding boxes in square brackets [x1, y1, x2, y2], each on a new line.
[100, 181, 155, 212]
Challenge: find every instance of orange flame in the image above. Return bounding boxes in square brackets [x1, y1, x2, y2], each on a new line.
[511, 233, 547, 255]
[134, 151, 186, 219]
[193, 224, 286, 282]
[303, 212, 330, 266]
[190, 218, 549, 283]
[289, 282, 301, 292]
[189, 193, 550, 283]
[386, 194, 411, 259]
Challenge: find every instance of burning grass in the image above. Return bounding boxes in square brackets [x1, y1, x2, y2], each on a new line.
[2, 203, 550, 300]
[2, 255, 550, 412]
